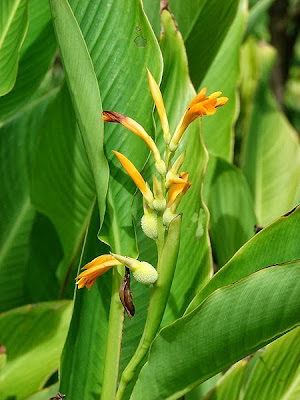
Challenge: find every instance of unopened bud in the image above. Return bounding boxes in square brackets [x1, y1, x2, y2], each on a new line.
[155, 159, 166, 175]
[153, 198, 167, 212]
[141, 213, 158, 239]
[163, 208, 177, 227]
[132, 262, 158, 285]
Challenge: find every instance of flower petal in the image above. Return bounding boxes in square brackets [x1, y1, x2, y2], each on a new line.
[113, 151, 153, 203]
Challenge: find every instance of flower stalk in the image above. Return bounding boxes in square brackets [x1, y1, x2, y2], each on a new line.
[75, 68, 227, 399]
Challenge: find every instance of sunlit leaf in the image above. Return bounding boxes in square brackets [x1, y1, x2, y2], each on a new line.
[131, 261, 300, 399]
[0, 301, 72, 400]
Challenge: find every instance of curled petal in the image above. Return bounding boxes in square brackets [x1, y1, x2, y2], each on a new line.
[103, 111, 162, 164]
[75, 255, 122, 290]
[170, 89, 228, 149]
[167, 172, 191, 207]
[113, 151, 154, 203]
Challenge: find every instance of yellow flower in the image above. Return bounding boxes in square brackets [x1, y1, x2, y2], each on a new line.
[113, 150, 154, 203]
[103, 111, 166, 175]
[76, 255, 122, 290]
[75, 253, 158, 289]
[170, 89, 228, 151]
[146, 68, 170, 143]
[167, 171, 191, 207]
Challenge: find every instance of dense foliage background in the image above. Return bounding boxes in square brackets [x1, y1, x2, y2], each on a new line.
[0, 0, 299, 399]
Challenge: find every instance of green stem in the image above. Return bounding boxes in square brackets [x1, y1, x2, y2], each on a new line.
[116, 215, 182, 400]
[100, 269, 124, 400]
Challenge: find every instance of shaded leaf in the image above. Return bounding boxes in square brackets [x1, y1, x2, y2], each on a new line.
[204, 155, 256, 268]
[170, 0, 239, 88]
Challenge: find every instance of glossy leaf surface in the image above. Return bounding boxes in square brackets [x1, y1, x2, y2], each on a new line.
[188, 205, 300, 312]
[132, 261, 300, 399]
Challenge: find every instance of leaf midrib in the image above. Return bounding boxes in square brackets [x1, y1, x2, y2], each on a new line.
[0, 196, 32, 267]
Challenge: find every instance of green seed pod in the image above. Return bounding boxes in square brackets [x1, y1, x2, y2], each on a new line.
[141, 213, 158, 239]
[163, 208, 177, 227]
[132, 261, 158, 285]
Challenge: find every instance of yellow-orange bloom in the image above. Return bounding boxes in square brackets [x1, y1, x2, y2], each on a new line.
[170, 89, 228, 150]
[167, 172, 191, 207]
[113, 150, 154, 203]
[103, 111, 163, 166]
[76, 255, 122, 290]
[146, 68, 170, 143]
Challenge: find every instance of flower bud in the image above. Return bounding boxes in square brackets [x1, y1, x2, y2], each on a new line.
[155, 159, 166, 175]
[163, 208, 177, 227]
[132, 261, 158, 285]
[141, 213, 158, 239]
[153, 198, 167, 212]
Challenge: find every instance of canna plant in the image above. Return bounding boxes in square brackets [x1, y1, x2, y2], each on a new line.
[0, 0, 300, 400]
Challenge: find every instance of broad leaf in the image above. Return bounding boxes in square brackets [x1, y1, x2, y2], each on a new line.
[25, 383, 59, 400]
[243, 327, 300, 400]
[0, 301, 72, 400]
[204, 155, 256, 268]
[131, 261, 300, 399]
[188, 205, 300, 312]
[0, 91, 57, 312]
[0, 0, 57, 120]
[241, 42, 300, 225]
[159, 9, 213, 325]
[201, 0, 248, 160]
[0, 0, 28, 95]
[49, 0, 109, 227]
[170, 0, 239, 88]
[60, 206, 112, 400]
[203, 361, 247, 400]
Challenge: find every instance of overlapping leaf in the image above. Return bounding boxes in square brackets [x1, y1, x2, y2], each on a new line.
[0, 0, 28, 96]
[201, 0, 248, 160]
[241, 42, 300, 225]
[203, 155, 256, 268]
[131, 261, 300, 399]
[0, 0, 57, 120]
[0, 91, 57, 312]
[0, 301, 72, 400]
[188, 205, 300, 312]
[170, 0, 239, 88]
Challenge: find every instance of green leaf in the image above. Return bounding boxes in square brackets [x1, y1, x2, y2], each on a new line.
[31, 85, 95, 283]
[203, 155, 257, 267]
[243, 327, 300, 400]
[201, 0, 248, 160]
[0, 301, 72, 400]
[142, 0, 160, 38]
[159, 10, 213, 325]
[187, 205, 300, 312]
[131, 261, 300, 399]
[241, 42, 300, 225]
[0, 0, 57, 120]
[60, 206, 112, 399]
[203, 361, 248, 400]
[170, 0, 239, 88]
[49, 0, 109, 227]
[25, 383, 59, 400]
[245, 0, 275, 38]
[0, 90, 57, 312]
[0, 0, 28, 96]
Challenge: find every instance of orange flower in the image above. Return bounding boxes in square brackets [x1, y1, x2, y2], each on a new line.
[167, 172, 191, 207]
[75, 255, 122, 290]
[170, 89, 228, 150]
[103, 111, 164, 173]
[113, 150, 154, 203]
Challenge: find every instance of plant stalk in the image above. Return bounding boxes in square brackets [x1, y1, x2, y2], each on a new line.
[100, 269, 124, 400]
